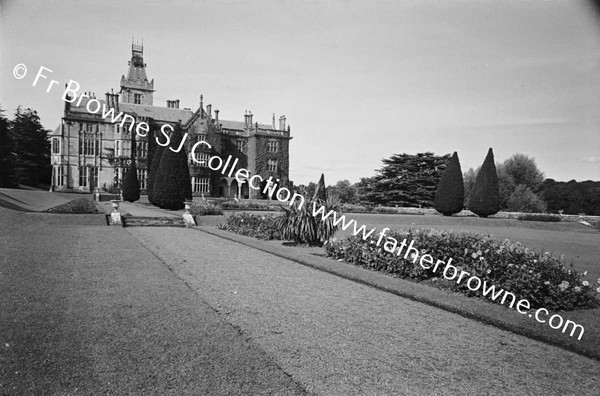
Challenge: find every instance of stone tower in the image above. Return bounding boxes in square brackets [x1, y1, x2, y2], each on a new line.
[119, 41, 154, 106]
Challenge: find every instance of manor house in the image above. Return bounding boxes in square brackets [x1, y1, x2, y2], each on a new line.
[50, 42, 292, 199]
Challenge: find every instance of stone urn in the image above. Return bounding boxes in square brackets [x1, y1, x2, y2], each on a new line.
[110, 199, 121, 212]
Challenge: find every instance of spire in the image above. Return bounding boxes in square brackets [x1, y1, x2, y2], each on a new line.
[120, 39, 154, 105]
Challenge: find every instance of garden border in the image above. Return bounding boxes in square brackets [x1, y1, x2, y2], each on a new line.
[193, 226, 600, 362]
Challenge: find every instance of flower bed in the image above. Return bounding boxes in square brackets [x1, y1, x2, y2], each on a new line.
[217, 212, 282, 240]
[46, 198, 98, 213]
[189, 202, 223, 216]
[325, 228, 599, 311]
[518, 213, 562, 222]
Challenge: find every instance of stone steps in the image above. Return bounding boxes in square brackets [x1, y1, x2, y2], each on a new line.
[119, 215, 187, 228]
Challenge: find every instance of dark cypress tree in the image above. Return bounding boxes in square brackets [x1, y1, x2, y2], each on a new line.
[153, 125, 192, 210]
[145, 119, 158, 198]
[434, 151, 464, 216]
[468, 148, 500, 218]
[0, 108, 14, 187]
[121, 132, 140, 202]
[147, 143, 164, 206]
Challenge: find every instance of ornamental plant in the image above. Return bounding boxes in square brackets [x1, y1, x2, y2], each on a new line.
[217, 212, 282, 240]
[434, 151, 464, 216]
[276, 174, 341, 246]
[121, 131, 140, 202]
[153, 125, 192, 210]
[468, 148, 500, 217]
[147, 144, 164, 206]
[325, 228, 599, 311]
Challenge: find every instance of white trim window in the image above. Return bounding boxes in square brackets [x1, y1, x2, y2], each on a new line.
[191, 152, 210, 166]
[267, 159, 277, 172]
[55, 165, 64, 186]
[192, 177, 210, 193]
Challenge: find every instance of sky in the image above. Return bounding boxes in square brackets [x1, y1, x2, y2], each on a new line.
[1, 0, 599, 184]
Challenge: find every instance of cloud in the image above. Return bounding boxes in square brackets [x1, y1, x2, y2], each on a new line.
[582, 156, 600, 163]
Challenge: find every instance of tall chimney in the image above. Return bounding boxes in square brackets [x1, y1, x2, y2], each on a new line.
[214, 109, 219, 123]
[248, 111, 253, 126]
[175, 99, 180, 109]
[272, 113, 276, 129]
[207, 104, 212, 118]
[200, 94, 203, 110]
[279, 115, 286, 131]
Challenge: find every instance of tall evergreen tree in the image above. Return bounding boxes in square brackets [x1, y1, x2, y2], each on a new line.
[434, 151, 464, 216]
[0, 108, 14, 187]
[153, 125, 192, 210]
[145, 119, 158, 198]
[121, 131, 140, 202]
[468, 148, 500, 218]
[148, 143, 164, 205]
[313, 173, 327, 202]
[357, 152, 450, 207]
[9, 107, 51, 187]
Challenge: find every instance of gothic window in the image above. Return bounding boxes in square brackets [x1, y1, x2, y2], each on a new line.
[116, 141, 120, 156]
[79, 166, 87, 187]
[134, 93, 142, 104]
[55, 166, 64, 186]
[267, 139, 278, 153]
[137, 169, 147, 190]
[52, 137, 60, 154]
[235, 139, 245, 152]
[137, 142, 147, 158]
[267, 159, 278, 172]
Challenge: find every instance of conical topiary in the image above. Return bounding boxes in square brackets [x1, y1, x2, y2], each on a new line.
[145, 119, 157, 197]
[153, 125, 192, 210]
[121, 131, 140, 202]
[468, 148, 500, 218]
[147, 143, 164, 206]
[434, 151, 464, 216]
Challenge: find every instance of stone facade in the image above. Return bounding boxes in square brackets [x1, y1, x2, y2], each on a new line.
[50, 42, 292, 199]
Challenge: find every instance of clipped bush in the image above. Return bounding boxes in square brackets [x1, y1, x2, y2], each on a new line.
[147, 144, 164, 205]
[217, 212, 282, 240]
[153, 126, 192, 210]
[121, 162, 140, 202]
[190, 202, 223, 216]
[434, 151, 464, 216]
[517, 213, 562, 222]
[341, 203, 374, 214]
[325, 229, 599, 311]
[468, 148, 500, 217]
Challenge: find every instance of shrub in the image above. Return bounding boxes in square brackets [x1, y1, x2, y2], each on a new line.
[153, 126, 192, 210]
[190, 202, 223, 216]
[121, 162, 140, 202]
[102, 183, 120, 194]
[147, 144, 164, 206]
[325, 228, 599, 311]
[468, 148, 500, 217]
[434, 151, 464, 216]
[341, 203, 374, 213]
[220, 201, 276, 211]
[217, 212, 282, 240]
[517, 213, 562, 222]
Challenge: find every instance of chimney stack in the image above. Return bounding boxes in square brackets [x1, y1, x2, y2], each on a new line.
[207, 104, 212, 119]
[200, 94, 203, 109]
[279, 115, 286, 131]
[214, 109, 219, 123]
[272, 113, 276, 129]
[248, 111, 253, 126]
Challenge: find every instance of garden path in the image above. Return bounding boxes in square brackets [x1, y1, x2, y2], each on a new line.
[129, 226, 600, 395]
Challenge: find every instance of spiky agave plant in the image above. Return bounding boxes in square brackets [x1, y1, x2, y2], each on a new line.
[277, 191, 341, 246]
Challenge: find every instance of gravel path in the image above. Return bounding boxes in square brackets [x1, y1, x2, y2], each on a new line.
[129, 226, 600, 396]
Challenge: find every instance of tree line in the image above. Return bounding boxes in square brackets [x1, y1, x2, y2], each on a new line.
[0, 107, 51, 188]
[297, 151, 599, 216]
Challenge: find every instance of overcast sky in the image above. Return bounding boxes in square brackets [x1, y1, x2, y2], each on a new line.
[1, 0, 599, 184]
